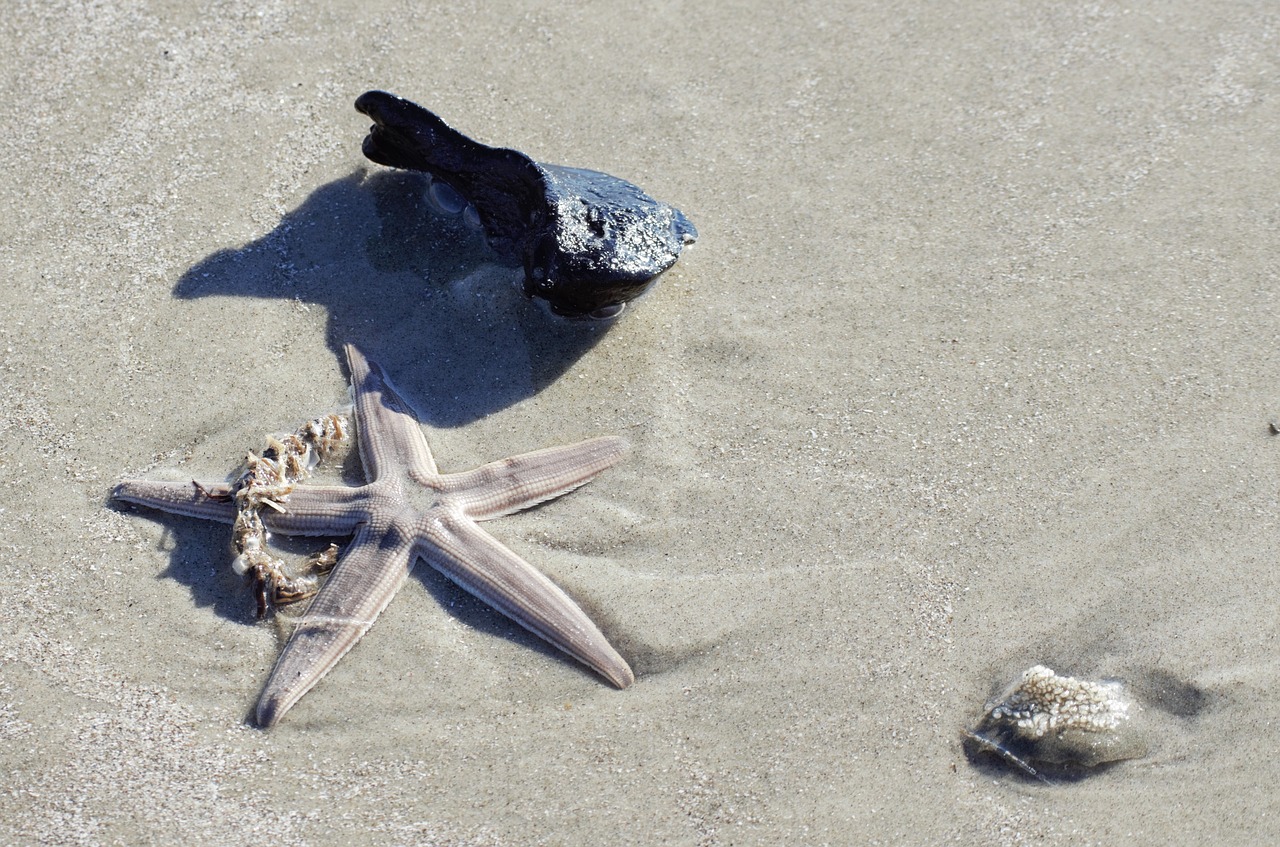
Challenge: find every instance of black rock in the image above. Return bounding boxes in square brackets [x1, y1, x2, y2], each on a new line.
[356, 91, 697, 318]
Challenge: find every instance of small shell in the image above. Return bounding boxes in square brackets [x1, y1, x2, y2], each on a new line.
[230, 552, 252, 576]
[964, 665, 1149, 781]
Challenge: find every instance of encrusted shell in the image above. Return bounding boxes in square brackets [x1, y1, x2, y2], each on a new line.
[965, 665, 1149, 780]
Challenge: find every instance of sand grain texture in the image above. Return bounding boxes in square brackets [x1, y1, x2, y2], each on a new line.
[2, 1, 1277, 844]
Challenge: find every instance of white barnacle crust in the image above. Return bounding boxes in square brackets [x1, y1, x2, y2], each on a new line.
[988, 665, 1130, 739]
[972, 665, 1149, 771]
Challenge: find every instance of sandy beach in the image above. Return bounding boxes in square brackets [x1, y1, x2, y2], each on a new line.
[2, 1, 1278, 843]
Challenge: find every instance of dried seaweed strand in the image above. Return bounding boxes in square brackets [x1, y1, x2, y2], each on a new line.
[230, 414, 349, 617]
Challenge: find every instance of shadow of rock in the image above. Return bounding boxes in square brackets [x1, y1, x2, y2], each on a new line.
[146, 169, 620, 640]
[174, 168, 613, 427]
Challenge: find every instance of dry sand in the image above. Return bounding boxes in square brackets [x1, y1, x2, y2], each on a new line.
[2, 1, 1278, 844]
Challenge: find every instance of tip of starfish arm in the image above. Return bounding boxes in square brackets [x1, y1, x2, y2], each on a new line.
[255, 694, 285, 728]
[609, 662, 636, 689]
[110, 480, 148, 504]
[590, 647, 635, 689]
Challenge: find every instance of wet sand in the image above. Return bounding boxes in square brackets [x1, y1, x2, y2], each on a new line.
[2, 1, 1278, 844]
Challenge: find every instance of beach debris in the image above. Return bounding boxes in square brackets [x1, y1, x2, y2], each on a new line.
[355, 90, 697, 319]
[229, 414, 349, 618]
[963, 665, 1149, 782]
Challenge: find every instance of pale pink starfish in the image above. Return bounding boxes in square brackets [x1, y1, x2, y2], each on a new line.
[113, 344, 632, 726]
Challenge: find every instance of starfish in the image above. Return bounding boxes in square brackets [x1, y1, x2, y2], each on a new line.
[112, 344, 633, 727]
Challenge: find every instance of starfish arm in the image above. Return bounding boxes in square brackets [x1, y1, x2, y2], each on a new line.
[344, 343, 439, 482]
[420, 510, 634, 689]
[113, 479, 370, 538]
[440, 436, 629, 521]
[256, 524, 414, 727]
[112, 479, 237, 523]
[262, 485, 371, 536]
